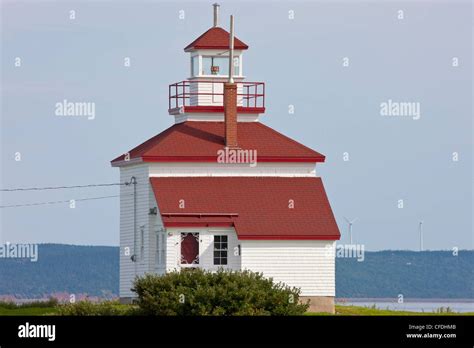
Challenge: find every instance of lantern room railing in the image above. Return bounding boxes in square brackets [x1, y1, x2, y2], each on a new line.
[168, 80, 265, 114]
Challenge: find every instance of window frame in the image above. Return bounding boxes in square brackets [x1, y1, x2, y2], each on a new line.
[155, 232, 166, 267]
[213, 235, 228, 266]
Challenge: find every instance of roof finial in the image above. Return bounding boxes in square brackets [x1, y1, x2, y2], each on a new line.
[213, 3, 220, 27]
[228, 15, 234, 83]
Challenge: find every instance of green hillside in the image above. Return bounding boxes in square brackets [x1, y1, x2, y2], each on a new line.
[336, 250, 474, 298]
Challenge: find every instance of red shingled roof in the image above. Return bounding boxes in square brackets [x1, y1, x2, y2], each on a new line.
[184, 27, 249, 51]
[150, 177, 340, 240]
[111, 121, 325, 165]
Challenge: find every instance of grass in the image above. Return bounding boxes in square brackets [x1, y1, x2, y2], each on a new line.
[305, 305, 474, 316]
[0, 299, 60, 316]
[0, 301, 472, 316]
[0, 306, 59, 316]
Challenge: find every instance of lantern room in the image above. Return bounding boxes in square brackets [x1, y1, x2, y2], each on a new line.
[168, 3, 265, 119]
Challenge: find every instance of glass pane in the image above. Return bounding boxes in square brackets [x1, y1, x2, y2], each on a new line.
[213, 57, 227, 75]
[202, 56, 229, 76]
[233, 57, 239, 76]
[222, 236, 228, 242]
[202, 57, 211, 75]
[191, 56, 199, 76]
[221, 258, 227, 265]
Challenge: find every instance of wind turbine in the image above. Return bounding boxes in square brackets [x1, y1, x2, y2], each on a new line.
[343, 217, 358, 244]
[419, 220, 424, 251]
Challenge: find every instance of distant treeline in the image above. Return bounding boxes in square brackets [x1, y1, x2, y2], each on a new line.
[336, 250, 474, 299]
[0, 244, 472, 299]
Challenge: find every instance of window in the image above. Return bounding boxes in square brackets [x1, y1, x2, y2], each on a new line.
[181, 233, 199, 265]
[191, 56, 199, 77]
[155, 233, 166, 266]
[140, 226, 145, 261]
[213, 235, 228, 265]
[202, 56, 239, 76]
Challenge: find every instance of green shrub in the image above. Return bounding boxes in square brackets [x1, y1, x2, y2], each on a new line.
[132, 269, 309, 316]
[56, 300, 139, 316]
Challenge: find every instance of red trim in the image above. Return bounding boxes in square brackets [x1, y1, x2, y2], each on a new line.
[187, 45, 248, 50]
[169, 106, 265, 115]
[162, 212, 238, 217]
[169, 81, 264, 112]
[165, 222, 234, 227]
[238, 235, 340, 241]
[142, 156, 325, 163]
[162, 225, 339, 240]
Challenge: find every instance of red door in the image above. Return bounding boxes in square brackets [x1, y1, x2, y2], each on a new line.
[180, 233, 199, 265]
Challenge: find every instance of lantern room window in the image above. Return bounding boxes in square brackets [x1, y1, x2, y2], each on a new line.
[193, 56, 240, 77]
[191, 56, 199, 77]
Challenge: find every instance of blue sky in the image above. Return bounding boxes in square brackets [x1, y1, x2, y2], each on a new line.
[1, 0, 472, 250]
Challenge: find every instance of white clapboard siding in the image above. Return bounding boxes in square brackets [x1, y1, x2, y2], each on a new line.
[119, 164, 165, 298]
[165, 228, 241, 272]
[240, 240, 335, 297]
[149, 162, 316, 177]
[190, 81, 244, 106]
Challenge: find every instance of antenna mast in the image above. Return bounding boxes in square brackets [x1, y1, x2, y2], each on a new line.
[228, 15, 234, 83]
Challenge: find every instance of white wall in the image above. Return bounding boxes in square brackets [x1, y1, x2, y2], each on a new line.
[119, 164, 165, 298]
[240, 240, 336, 297]
[149, 162, 316, 177]
[165, 227, 241, 273]
[173, 113, 259, 123]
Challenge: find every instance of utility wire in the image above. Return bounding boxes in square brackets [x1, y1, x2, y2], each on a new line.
[0, 194, 130, 209]
[0, 183, 126, 192]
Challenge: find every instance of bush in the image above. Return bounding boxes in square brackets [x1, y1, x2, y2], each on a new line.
[132, 269, 309, 316]
[56, 300, 139, 316]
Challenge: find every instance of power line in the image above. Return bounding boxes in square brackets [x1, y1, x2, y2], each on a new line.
[0, 183, 126, 192]
[0, 194, 128, 209]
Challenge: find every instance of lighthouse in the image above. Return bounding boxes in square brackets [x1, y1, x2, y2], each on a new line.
[111, 4, 340, 313]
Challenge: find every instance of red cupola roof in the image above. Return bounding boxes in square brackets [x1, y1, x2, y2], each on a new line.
[184, 27, 248, 51]
[111, 121, 325, 166]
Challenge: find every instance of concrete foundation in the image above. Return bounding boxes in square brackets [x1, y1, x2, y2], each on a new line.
[121, 296, 335, 314]
[300, 296, 335, 314]
[119, 297, 135, 305]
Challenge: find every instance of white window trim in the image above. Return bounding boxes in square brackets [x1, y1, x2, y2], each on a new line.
[213, 235, 229, 266]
